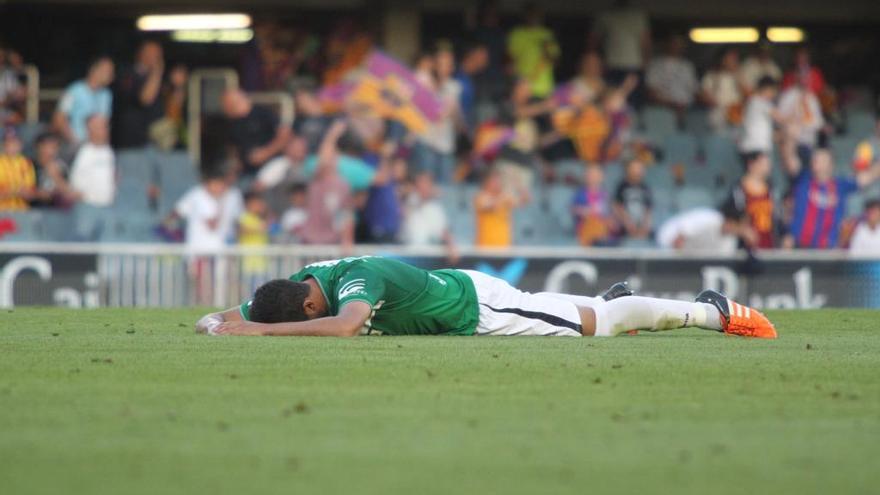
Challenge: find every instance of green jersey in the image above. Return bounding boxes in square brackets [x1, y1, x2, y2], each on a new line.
[239, 256, 480, 335]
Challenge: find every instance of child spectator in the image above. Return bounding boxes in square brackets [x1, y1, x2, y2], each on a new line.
[0, 127, 36, 211]
[613, 158, 653, 241]
[52, 56, 114, 146]
[278, 183, 308, 243]
[849, 199, 880, 255]
[474, 168, 525, 247]
[739, 77, 780, 156]
[238, 192, 271, 290]
[30, 132, 74, 208]
[572, 165, 615, 246]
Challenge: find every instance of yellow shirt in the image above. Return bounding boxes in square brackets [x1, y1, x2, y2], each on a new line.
[507, 26, 559, 98]
[475, 193, 513, 247]
[238, 211, 269, 273]
[0, 154, 36, 211]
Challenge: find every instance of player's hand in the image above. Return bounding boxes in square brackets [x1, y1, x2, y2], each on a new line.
[213, 321, 267, 336]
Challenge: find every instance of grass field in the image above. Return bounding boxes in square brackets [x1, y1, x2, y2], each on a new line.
[1, 308, 879, 495]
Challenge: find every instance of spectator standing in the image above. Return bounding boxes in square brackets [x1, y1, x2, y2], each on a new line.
[778, 72, 824, 168]
[739, 43, 782, 94]
[507, 3, 560, 99]
[784, 148, 880, 249]
[112, 40, 165, 149]
[454, 43, 489, 132]
[0, 128, 35, 211]
[570, 52, 607, 106]
[781, 47, 826, 95]
[591, 0, 650, 104]
[30, 133, 74, 208]
[739, 77, 780, 156]
[53, 57, 114, 147]
[359, 143, 403, 244]
[720, 152, 777, 250]
[0, 47, 26, 126]
[470, 0, 507, 101]
[300, 121, 354, 248]
[69, 115, 116, 240]
[414, 46, 461, 183]
[572, 165, 615, 246]
[646, 35, 698, 119]
[849, 199, 880, 255]
[613, 159, 653, 241]
[474, 169, 524, 247]
[222, 88, 292, 176]
[701, 48, 746, 131]
[149, 64, 188, 151]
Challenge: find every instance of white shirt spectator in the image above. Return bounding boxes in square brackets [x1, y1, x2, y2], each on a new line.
[418, 78, 461, 154]
[701, 70, 742, 129]
[740, 95, 775, 154]
[175, 186, 243, 253]
[656, 208, 737, 253]
[593, 8, 649, 70]
[646, 56, 698, 106]
[69, 143, 115, 207]
[849, 221, 880, 256]
[402, 194, 449, 245]
[280, 207, 307, 236]
[778, 87, 824, 148]
[739, 56, 782, 92]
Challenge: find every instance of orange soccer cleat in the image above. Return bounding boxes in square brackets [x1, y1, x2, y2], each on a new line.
[695, 290, 777, 339]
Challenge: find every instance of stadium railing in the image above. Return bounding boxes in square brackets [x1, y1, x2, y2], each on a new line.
[1, 243, 878, 310]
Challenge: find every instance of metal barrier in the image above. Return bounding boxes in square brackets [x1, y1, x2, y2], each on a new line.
[1, 243, 879, 310]
[23, 64, 40, 124]
[187, 68, 239, 166]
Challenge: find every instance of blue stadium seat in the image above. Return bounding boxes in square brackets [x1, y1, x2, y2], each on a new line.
[116, 149, 156, 185]
[101, 210, 158, 243]
[40, 210, 77, 242]
[676, 187, 716, 210]
[702, 135, 741, 188]
[641, 106, 677, 144]
[846, 111, 876, 137]
[155, 151, 199, 215]
[829, 135, 860, 172]
[663, 133, 699, 165]
[644, 164, 675, 191]
[683, 108, 709, 137]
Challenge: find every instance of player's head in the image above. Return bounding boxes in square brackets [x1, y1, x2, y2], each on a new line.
[743, 151, 770, 179]
[249, 278, 326, 323]
[811, 148, 834, 182]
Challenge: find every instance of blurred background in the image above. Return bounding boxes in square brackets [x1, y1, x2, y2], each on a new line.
[2, 0, 880, 309]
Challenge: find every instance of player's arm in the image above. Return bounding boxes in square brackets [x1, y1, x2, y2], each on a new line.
[194, 307, 243, 335]
[214, 301, 371, 337]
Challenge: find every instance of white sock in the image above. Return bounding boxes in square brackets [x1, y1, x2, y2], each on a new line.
[592, 296, 723, 337]
[535, 292, 605, 309]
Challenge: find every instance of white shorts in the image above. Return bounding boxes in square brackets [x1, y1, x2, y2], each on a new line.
[460, 270, 583, 337]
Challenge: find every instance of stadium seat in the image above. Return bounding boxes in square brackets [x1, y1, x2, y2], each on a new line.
[683, 108, 709, 136]
[16, 123, 46, 156]
[702, 135, 741, 189]
[641, 106, 678, 144]
[40, 210, 77, 242]
[829, 135, 860, 172]
[101, 210, 159, 243]
[662, 133, 699, 165]
[846, 111, 876, 137]
[155, 151, 199, 215]
[676, 187, 716, 210]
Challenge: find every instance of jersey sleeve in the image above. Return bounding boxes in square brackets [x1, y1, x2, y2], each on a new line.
[239, 300, 253, 321]
[336, 268, 386, 309]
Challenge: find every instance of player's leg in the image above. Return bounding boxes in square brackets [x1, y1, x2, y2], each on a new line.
[535, 281, 632, 309]
[584, 291, 776, 338]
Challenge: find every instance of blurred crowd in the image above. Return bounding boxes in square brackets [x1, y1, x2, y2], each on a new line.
[2, 0, 880, 257]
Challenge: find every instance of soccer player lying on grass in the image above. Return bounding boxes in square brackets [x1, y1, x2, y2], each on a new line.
[196, 256, 776, 338]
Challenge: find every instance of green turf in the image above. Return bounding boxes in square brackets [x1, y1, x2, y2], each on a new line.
[1, 308, 879, 495]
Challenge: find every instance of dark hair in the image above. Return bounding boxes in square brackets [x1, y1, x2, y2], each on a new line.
[244, 191, 264, 203]
[288, 183, 307, 195]
[865, 198, 880, 210]
[756, 76, 778, 90]
[742, 151, 765, 169]
[249, 279, 312, 323]
[35, 132, 60, 146]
